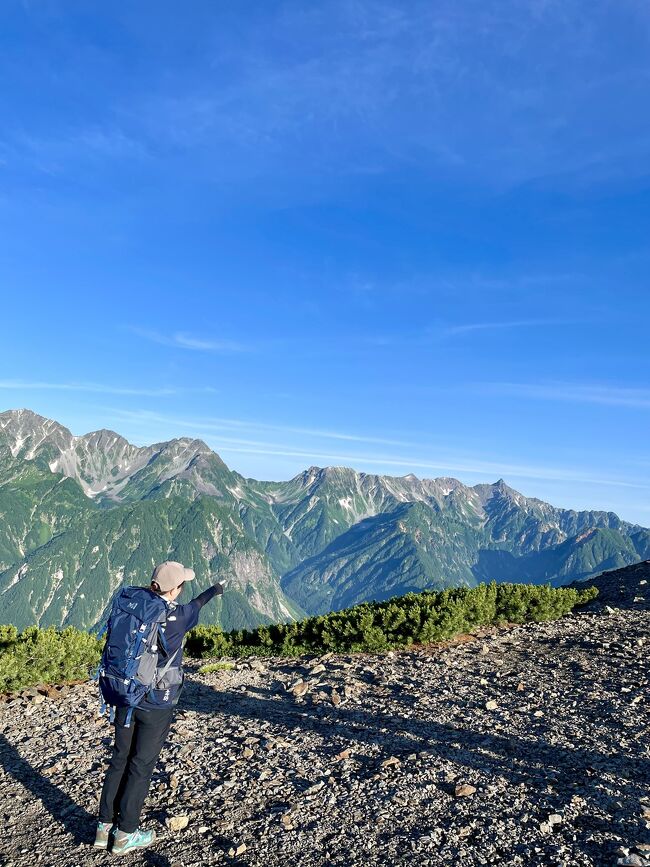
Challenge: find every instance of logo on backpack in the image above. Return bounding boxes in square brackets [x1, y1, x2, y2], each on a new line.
[96, 586, 182, 727]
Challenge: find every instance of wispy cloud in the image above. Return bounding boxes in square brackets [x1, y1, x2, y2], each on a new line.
[0, 379, 215, 397]
[129, 327, 249, 353]
[446, 319, 573, 336]
[106, 408, 412, 447]
[347, 316, 576, 349]
[486, 382, 650, 409]
[5, 1, 649, 194]
[211, 444, 650, 490]
[105, 408, 649, 491]
[1, 126, 148, 176]
[126, 1, 650, 190]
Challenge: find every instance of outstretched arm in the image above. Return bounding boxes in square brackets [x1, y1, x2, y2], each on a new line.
[193, 581, 225, 609]
[174, 581, 225, 633]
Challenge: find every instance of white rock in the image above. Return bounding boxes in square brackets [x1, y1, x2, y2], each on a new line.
[165, 815, 190, 832]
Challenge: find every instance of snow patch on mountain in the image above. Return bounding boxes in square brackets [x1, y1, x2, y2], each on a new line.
[2, 563, 28, 594]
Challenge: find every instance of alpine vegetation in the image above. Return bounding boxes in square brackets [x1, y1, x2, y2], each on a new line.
[0, 624, 102, 693]
[185, 582, 598, 658]
[0, 582, 597, 693]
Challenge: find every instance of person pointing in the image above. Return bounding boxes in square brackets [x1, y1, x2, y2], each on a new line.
[95, 561, 225, 855]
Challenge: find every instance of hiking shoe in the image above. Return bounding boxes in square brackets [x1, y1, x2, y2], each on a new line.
[111, 828, 156, 855]
[93, 821, 114, 849]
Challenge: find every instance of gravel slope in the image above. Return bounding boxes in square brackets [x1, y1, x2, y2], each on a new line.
[0, 564, 648, 867]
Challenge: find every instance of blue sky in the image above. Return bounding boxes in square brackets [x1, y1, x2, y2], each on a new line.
[1, 0, 649, 523]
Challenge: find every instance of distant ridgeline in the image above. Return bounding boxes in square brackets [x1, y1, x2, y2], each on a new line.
[0, 409, 645, 634]
[0, 582, 598, 693]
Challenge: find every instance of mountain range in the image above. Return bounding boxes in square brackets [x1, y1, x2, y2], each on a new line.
[0, 408, 648, 632]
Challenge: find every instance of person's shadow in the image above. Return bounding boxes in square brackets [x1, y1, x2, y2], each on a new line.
[0, 732, 172, 866]
[0, 731, 96, 846]
[180, 675, 650, 791]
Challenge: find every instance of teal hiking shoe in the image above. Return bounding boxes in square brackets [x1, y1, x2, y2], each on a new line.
[111, 827, 156, 855]
[93, 821, 114, 849]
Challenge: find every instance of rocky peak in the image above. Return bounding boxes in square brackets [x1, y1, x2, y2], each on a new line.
[0, 409, 229, 501]
[297, 466, 328, 487]
[0, 408, 74, 458]
[78, 428, 131, 451]
[473, 479, 525, 506]
[163, 436, 212, 453]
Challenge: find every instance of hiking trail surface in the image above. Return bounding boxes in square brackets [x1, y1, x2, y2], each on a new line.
[0, 563, 648, 867]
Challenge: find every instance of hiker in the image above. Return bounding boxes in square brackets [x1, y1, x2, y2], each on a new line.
[94, 561, 225, 855]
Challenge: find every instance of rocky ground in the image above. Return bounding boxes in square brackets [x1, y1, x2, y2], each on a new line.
[0, 564, 648, 867]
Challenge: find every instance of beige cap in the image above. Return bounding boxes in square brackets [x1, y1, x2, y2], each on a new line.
[151, 561, 195, 592]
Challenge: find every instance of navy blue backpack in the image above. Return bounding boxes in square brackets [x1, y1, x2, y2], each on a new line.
[96, 587, 182, 727]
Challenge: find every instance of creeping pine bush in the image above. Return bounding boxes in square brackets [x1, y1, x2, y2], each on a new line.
[0, 581, 598, 691]
[185, 581, 598, 659]
[197, 662, 235, 674]
[0, 625, 102, 693]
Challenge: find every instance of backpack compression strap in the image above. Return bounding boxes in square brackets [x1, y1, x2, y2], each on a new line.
[156, 646, 181, 685]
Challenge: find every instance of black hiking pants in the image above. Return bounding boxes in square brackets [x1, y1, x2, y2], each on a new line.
[98, 706, 174, 833]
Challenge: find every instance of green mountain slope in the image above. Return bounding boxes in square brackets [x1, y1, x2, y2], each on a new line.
[248, 466, 467, 565]
[281, 496, 650, 615]
[281, 501, 480, 614]
[0, 492, 303, 632]
[0, 408, 647, 630]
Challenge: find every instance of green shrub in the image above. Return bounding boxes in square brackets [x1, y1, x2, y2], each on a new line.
[197, 662, 235, 674]
[0, 625, 18, 648]
[184, 623, 232, 657]
[185, 581, 598, 659]
[0, 625, 102, 693]
[0, 582, 599, 690]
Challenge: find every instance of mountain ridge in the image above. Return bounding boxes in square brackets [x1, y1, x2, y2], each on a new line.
[1, 408, 648, 632]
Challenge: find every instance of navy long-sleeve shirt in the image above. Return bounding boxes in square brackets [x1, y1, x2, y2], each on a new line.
[140, 584, 221, 710]
[160, 584, 220, 662]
